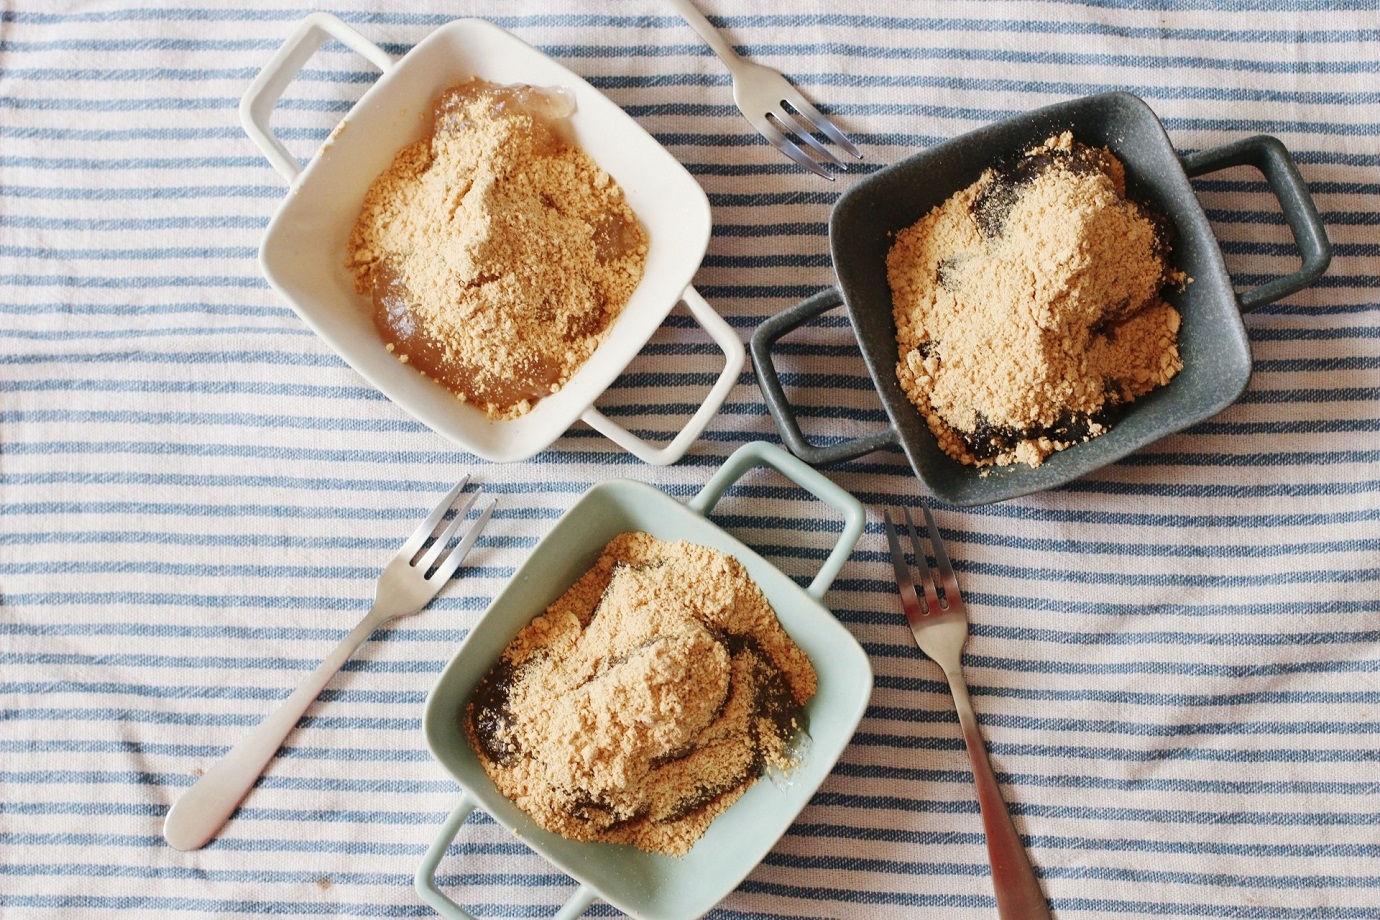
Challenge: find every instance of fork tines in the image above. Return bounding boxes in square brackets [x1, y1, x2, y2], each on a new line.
[883, 505, 961, 617]
[760, 92, 863, 180]
[406, 479, 496, 582]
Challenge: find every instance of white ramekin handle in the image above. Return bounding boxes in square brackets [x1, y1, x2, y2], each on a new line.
[580, 285, 745, 466]
[239, 12, 393, 183]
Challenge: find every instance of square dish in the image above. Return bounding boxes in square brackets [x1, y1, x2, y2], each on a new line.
[415, 442, 872, 920]
[242, 13, 741, 465]
[752, 92, 1330, 505]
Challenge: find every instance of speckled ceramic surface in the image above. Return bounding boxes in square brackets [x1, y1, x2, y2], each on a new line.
[754, 91, 1330, 506]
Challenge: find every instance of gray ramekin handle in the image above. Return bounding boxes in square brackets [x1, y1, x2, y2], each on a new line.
[1179, 134, 1331, 313]
[750, 287, 899, 466]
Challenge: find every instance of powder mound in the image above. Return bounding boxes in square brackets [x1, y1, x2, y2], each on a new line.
[888, 131, 1187, 468]
[346, 79, 648, 420]
[466, 532, 815, 857]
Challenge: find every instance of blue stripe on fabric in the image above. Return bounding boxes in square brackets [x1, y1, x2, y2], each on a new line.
[5, 490, 1380, 531]
[0, 681, 434, 703]
[869, 675, 1380, 707]
[13, 35, 1374, 78]
[854, 560, 1380, 592]
[734, 886, 1380, 916]
[32, 764, 1376, 801]
[10, 706, 1378, 742]
[5, 6, 1379, 28]
[0, 325, 312, 342]
[0, 437, 667, 468]
[0, 529, 538, 550]
[13, 405, 1380, 438]
[6, 647, 1377, 682]
[808, 792, 1380, 819]
[2, 184, 278, 200]
[2, 797, 1371, 829]
[858, 651, 1380, 680]
[4, 710, 429, 732]
[3, 477, 1377, 530]
[0, 826, 1364, 861]
[8, 675, 1378, 710]
[0, 245, 257, 260]
[0, 830, 468, 855]
[789, 822, 1378, 858]
[855, 593, 1380, 622]
[4, 156, 271, 170]
[757, 854, 1380, 890]
[0, 739, 434, 761]
[825, 764, 1380, 797]
[0, 859, 1374, 895]
[0, 651, 456, 672]
[975, 625, 1380, 649]
[0, 216, 267, 231]
[856, 709, 1380, 738]
[5, 468, 1374, 510]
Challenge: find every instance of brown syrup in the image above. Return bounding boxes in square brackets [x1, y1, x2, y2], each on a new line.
[371, 261, 560, 407]
[433, 79, 575, 154]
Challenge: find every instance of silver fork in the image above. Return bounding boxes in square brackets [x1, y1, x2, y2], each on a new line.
[884, 506, 1053, 920]
[162, 480, 496, 851]
[667, 0, 862, 179]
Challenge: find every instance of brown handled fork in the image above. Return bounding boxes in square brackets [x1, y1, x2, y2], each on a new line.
[884, 505, 1053, 920]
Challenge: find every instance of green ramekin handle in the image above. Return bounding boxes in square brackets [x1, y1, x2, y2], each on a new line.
[687, 440, 865, 600]
[415, 792, 597, 920]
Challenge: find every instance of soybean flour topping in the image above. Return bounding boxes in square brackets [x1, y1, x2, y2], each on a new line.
[887, 132, 1187, 469]
[466, 532, 815, 857]
[346, 79, 648, 420]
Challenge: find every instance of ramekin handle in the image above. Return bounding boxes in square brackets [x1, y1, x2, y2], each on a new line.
[750, 286, 900, 466]
[580, 285, 745, 466]
[415, 792, 597, 920]
[240, 12, 393, 183]
[687, 440, 866, 600]
[1179, 134, 1331, 313]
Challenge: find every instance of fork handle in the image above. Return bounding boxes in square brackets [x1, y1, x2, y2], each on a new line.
[666, 0, 744, 67]
[162, 607, 388, 851]
[946, 669, 1054, 920]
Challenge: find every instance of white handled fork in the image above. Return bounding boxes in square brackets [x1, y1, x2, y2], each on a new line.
[667, 0, 862, 178]
[163, 480, 495, 851]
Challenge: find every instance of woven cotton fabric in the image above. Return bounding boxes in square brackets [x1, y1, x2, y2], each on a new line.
[2, 2, 1377, 918]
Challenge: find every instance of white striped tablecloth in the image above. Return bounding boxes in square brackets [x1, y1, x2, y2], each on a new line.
[2, 2, 1377, 918]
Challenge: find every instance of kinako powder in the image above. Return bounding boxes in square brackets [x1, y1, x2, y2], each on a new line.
[465, 531, 815, 857]
[346, 79, 648, 420]
[887, 132, 1187, 469]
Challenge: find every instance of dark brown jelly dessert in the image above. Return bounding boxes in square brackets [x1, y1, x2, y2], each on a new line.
[888, 131, 1185, 468]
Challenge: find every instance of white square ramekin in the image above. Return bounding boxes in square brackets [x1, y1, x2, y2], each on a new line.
[241, 13, 743, 465]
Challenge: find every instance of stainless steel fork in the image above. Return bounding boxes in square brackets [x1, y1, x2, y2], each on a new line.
[162, 480, 496, 851]
[884, 506, 1053, 920]
[667, 0, 862, 179]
